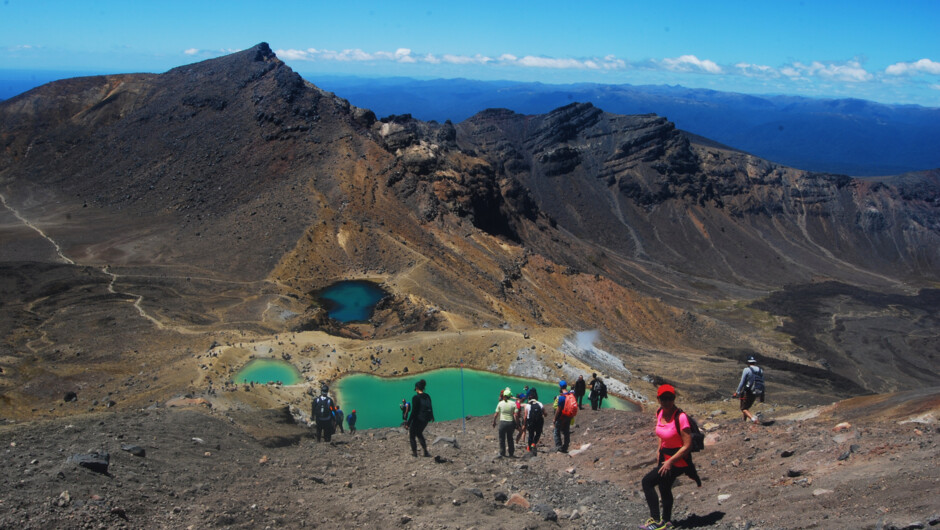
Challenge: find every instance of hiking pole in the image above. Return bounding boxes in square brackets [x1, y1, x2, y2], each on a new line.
[460, 359, 466, 434]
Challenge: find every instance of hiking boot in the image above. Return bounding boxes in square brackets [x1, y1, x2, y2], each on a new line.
[638, 519, 665, 530]
[423, 450, 431, 457]
[412, 451, 418, 457]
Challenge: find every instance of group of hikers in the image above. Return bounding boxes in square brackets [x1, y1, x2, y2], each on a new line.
[309, 384, 357, 442]
[311, 356, 766, 530]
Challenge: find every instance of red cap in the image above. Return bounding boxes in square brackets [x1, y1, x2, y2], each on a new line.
[657, 384, 676, 397]
[351, 410, 356, 413]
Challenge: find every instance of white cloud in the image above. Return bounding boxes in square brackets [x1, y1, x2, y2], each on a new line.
[735, 62, 778, 77]
[516, 56, 596, 69]
[274, 47, 625, 71]
[886, 58, 940, 76]
[777, 60, 873, 82]
[442, 54, 492, 65]
[184, 48, 199, 56]
[660, 55, 723, 74]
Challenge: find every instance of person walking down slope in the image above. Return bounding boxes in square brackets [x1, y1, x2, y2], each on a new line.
[312, 384, 336, 443]
[553, 380, 577, 453]
[733, 356, 765, 424]
[333, 405, 345, 434]
[525, 389, 547, 455]
[588, 373, 600, 410]
[574, 375, 586, 409]
[346, 410, 357, 434]
[406, 379, 434, 457]
[595, 376, 608, 410]
[639, 384, 702, 530]
[400, 398, 411, 424]
[493, 388, 519, 458]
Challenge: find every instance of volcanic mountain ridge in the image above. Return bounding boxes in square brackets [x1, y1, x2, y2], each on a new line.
[0, 43, 938, 422]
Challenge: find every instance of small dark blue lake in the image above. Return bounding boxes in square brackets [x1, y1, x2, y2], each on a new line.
[316, 280, 388, 323]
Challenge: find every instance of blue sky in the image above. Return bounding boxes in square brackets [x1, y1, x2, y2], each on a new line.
[1, 0, 938, 106]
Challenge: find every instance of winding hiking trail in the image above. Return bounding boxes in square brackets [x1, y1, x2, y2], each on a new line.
[0, 191, 75, 265]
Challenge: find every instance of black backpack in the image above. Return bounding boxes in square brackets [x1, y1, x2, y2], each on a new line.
[661, 408, 705, 453]
[598, 380, 608, 398]
[526, 401, 544, 428]
[313, 396, 334, 421]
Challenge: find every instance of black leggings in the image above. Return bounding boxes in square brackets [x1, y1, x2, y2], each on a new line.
[641, 466, 683, 523]
[527, 422, 543, 448]
[409, 419, 428, 454]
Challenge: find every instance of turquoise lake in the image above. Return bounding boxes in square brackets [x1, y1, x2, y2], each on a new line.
[316, 280, 387, 322]
[334, 368, 639, 430]
[233, 358, 302, 385]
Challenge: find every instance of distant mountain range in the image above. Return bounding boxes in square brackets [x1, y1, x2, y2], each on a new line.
[309, 75, 940, 177]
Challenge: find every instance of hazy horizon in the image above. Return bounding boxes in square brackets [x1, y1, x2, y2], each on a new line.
[1, 1, 938, 107]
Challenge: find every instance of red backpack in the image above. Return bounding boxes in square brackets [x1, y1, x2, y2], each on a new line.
[561, 391, 579, 417]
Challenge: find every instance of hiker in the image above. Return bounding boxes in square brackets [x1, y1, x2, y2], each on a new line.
[406, 379, 434, 457]
[493, 388, 518, 457]
[515, 395, 527, 445]
[639, 384, 702, 530]
[595, 376, 608, 409]
[574, 375, 586, 409]
[333, 405, 345, 434]
[553, 380, 577, 453]
[525, 388, 547, 454]
[346, 410, 357, 434]
[400, 398, 411, 423]
[312, 384, 336, 442]
[733, 355, 765, 423]
[517, 385, 530, 400]
[588, 373, 600, 410]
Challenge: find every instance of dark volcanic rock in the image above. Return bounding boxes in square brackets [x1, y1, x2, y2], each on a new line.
[68, 451, 110, 474]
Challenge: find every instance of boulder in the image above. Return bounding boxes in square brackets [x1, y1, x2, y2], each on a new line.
[505, 493, 530, 510]
[68, 452, 110, 474]
[121, 444, 146, 457]
[531, 504, 558, 522]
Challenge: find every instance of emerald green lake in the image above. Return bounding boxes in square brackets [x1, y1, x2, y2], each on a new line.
[233, 359, 302, 385]
[316, 280, 387, 323]
[334, 368, 639, 430]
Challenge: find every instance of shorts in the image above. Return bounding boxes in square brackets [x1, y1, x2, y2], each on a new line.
[739, 390, 757, 410]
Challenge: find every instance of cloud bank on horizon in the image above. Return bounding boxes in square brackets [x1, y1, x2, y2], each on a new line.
[163, 45, 940, 107]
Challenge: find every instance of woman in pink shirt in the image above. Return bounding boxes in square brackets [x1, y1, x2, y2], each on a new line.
[638, 384, 700, 530]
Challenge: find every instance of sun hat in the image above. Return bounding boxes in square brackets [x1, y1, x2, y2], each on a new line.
[657, 384, 676, 397]
[502, 388, 513, 397]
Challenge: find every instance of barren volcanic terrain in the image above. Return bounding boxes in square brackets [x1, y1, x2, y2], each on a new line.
[0, 43, 938, 528]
